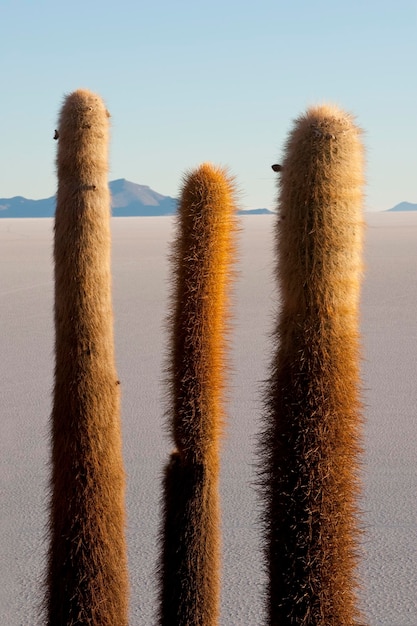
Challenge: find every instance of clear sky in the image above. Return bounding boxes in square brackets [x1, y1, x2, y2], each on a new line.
[2, 0, 416, 211]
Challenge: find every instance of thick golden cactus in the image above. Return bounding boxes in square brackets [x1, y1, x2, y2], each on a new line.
[159, 163, 237, 626]
[261, 105, 365, 625]
[46, 89, 129, 625]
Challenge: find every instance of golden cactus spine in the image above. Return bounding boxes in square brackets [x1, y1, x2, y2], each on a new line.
[159, 163, 237, 626]
[46, 89, 129, 625]
[261, 105, 365, 625]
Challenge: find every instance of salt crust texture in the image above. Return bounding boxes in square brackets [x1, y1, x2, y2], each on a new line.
[0, 213, 416, 625]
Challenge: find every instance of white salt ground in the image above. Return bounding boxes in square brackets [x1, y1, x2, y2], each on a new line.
[0, 213, 416, 625]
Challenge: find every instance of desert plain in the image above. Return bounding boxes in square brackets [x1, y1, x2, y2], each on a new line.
[1, 212, 416, 625]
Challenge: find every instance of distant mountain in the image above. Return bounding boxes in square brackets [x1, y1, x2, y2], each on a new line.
[110, 179, 177, 216]
[0, 195, 56, 218]
[388, 201, 417, 212]
[239, 208, 273, 215]
[0, 179, 177, 218]
[0, 179, 275, 217]
[0, 179, 274, 217]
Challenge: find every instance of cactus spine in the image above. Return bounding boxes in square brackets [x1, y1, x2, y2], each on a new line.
[261, 105, 365, 625]
[159, 163, 237, 625]
[46, 90, 129, 625]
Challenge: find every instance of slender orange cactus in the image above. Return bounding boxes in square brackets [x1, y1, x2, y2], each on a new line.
[159, 163, 237, 626]
[46, 89, 129, 625]
[261, 105, 365, 625]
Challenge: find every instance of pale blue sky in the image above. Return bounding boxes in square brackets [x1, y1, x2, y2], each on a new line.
[2, 0, 415, 210]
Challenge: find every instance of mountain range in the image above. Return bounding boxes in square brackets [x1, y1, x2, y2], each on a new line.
[0, 179, 414, 217]
[0, 179, 272, 218]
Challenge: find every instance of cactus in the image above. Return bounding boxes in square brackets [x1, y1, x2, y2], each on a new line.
[46, 89, 129, 625]
[261, 105, 365, 625]
[159, 163, 237, 626]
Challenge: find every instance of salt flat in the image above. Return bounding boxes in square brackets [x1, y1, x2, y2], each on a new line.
[0, 213, 416, 625]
